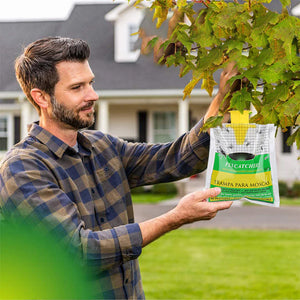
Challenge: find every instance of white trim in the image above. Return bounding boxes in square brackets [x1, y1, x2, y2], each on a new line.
[0, 113, 13, 153]
[0, 88, 215, 99]
[98, 88, 216, 99]
[291, 3, 300, 16]
[105, 3, 131, 21]
[0, 91, 25, 98]
[106, 4, 145, 63]
[97, 100, 109, 133]
[178, 98, 189, 136]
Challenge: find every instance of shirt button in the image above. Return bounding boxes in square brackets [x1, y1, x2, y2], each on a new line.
[91, 188, 95, 194]
[100, 217, 105, 223]
[125, 278, 129, 284]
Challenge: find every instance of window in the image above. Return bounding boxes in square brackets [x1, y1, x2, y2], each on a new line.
[129, 24, 139, 52]
[0, 117, 8, 151]
[0, 114, 14, 152]
[282, 127, 292, 153]
[105, 5, 145, 63]
[153, 112, 176, 143]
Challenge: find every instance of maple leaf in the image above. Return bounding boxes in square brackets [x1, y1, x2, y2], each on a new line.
[201, 116, 223, 132]
[183, 73, 203, 99]
[201, 73, 216, 96]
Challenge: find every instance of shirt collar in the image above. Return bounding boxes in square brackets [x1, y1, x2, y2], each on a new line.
[28, 122, 93, 158]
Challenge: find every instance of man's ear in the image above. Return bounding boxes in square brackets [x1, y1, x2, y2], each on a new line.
[30, 88, 50, 110]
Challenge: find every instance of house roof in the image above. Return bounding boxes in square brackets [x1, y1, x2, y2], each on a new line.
[0, 0, 298, 94]
[0, 3, 193, 94]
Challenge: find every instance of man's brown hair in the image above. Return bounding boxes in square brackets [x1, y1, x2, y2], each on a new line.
[15, 37, 90, 114]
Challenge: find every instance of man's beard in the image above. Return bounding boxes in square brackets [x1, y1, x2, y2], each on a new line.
[50, 96, 95, 130]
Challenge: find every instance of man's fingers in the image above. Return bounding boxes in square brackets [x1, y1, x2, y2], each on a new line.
[212, 200, 233, 211]
[192, 187, 233, 211]
[193, 187, 221, 200]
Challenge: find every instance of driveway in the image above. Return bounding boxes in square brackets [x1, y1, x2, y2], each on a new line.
[133, 203, 300, 230]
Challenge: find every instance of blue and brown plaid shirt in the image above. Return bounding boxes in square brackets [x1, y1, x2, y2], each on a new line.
[0, 120, 210, 299]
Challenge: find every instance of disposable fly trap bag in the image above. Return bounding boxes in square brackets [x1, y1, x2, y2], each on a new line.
[205, 110, 280, 207]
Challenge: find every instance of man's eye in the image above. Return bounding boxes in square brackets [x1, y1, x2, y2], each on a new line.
[72, 85, 80, 90]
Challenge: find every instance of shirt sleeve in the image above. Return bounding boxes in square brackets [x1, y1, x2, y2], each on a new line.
[111, 118, 210, 188]
[0, 155, 143, 271]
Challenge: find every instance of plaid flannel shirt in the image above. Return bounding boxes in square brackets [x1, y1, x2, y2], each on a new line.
[0, 120, 210, 299]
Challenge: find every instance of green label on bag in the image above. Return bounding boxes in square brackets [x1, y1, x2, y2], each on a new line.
[209, 153, 275, 203]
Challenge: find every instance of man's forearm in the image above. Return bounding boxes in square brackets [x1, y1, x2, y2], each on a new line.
[204, 92, 224, 123]
[139, 210, 182, 247]
[139, 188, 232, 247]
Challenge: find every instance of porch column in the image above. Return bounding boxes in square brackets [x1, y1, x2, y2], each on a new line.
[97, 100, 109, 133]
[178, 99, 189, 136]
[20, 98, 32, 139]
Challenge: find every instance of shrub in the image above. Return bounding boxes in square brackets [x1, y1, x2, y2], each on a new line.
[152, 182, 178, 194]
[291, 181, 300, 198]
[131, 183, 178, 195]
[278, 181, 289, 197]
[131, 186, 149, 194]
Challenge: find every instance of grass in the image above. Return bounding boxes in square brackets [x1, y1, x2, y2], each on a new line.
[132, 192, 300, 206]
[139, 229, 300, 299]
[243, 197, 300, 206]
[131, 192, 176, 204]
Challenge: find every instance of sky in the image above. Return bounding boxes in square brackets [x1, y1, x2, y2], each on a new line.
[0, 0, 299, 21]
[0, 0, 128, 21]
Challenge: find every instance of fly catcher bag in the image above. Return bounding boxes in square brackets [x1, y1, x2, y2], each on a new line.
[205, 111, 280, 207]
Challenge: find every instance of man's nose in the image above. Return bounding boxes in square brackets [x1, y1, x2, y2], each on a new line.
[86, 86, 99, 102]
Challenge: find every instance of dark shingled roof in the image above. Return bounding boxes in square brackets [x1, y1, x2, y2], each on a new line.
[0, 0, 297, 93]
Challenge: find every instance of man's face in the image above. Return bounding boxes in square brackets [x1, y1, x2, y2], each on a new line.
[50, 60, 98, 130]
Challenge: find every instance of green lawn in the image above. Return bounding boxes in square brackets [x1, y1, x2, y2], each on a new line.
[132, 193, 300, 206]
[131, 192, 176, 204]
[139, 229, 300, 299]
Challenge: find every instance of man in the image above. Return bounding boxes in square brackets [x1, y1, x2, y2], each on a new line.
[0, 37, 235, 299]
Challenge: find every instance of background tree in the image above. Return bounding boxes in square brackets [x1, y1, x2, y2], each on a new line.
[136, 0, 300, 150]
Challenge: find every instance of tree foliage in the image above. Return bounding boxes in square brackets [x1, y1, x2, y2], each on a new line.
[134, 0, 300, 149]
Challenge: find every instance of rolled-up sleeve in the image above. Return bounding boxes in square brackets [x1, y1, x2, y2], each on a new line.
[112, 118, 210, 187]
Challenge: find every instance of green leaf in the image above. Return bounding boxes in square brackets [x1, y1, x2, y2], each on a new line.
[287, 128, 300, 149]
[249, 29, 269, 48]
[270, 17, 298, 64]
[201, 73, 217, 96]
[281, 96, 300, 118]
[166, 55, 176, 66]
[179, 64, 192, 78]
[250, 96, 263, 113]
[177, 31, 193, 53]
[261, 61, 285, 83]
[296, 114, 300, 126]
[250, 113, 264, 124]
[197, 47, 223, 72]
[276, 83, 290, 102]
[280, 0, 291, 8]
[201, 115, 224, 132]
[177, 0, 188, 9]
[224, 40, 244, 53]
[256, 48, 274, 66]
[183, 73, 203, 99]
[147, 36, 159, 48]
[229, 88, 252, 113]
[260, 103, 280, 124]
[242, 68, 260, 89]
[254, 9, 279, 28]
